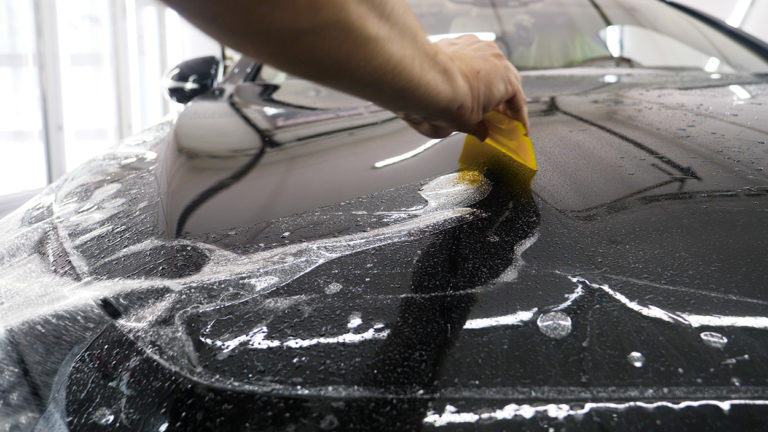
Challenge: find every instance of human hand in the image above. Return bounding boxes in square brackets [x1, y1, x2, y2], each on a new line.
[398, 34, 528, 140]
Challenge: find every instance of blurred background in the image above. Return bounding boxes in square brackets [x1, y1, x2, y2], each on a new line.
[0, 0, 766, 213]
[677, 0, 768, 41]
[0, 0, 219, 213]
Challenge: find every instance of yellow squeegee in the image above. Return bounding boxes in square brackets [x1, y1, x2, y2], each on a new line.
[459, 111, 537, 188]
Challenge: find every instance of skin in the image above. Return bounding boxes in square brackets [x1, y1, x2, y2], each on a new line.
[162, 0, 528, 140]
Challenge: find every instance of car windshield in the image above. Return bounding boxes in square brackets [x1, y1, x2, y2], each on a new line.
[407, 0, 768, 72]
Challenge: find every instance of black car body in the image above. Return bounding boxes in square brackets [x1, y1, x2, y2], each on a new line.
[1, 0, 768, 430]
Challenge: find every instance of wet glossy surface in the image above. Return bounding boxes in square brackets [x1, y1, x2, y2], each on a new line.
[2, 2, 768, 430]
[1, 67, 767, 430]
[0, 69, 766, 430]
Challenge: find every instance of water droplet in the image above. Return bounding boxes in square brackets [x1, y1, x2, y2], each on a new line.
[91, 407, 115, 425]
[347, 312, 363, 329]
[627, 351, 645, 368]
[721, 354, 749, 366]
[319, 414, 339, 430]
[536, 311, 572, 339]
[325, 282, 342, 294]
[700, 331, 728, 349]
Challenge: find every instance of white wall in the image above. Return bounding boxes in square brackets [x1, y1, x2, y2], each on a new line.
[0, 1, 48, 195]
[0, 0, 220, 197]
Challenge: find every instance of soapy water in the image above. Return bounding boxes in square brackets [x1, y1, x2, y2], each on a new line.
[200, 321, 390, 356]
[2, 137, 768, 427]
[118, 173, 495, 376]
[2, 169, 765, 347]
[325, 282, 343, 294]
[172, 264, 768, 400]
[458, 272, 768, 339]
[0, 167, 505, 428]
[0, 171, 491, 334]
[90, 407, 115, 426]
[0, 141, 168, 428]
[566, 276, 768, 330]
[0, 158, 498, 428]
[0, 152, 162, 333]
[423, 399, 768, 426]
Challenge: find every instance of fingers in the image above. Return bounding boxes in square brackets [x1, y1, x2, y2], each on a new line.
[498, 63, 529, 135]
[468, 121, 489, 142]
[398, 34, 528, 140]
[416, 123, 455, 139]
[499, 88, 529, 136]
[399, 115, 456, 139]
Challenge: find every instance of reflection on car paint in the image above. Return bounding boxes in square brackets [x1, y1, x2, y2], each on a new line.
[373, 135, 452, 169]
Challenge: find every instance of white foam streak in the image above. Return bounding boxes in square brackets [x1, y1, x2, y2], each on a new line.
[463, 309, 537, 329]
[552, 285, 584, 311]
[494, 231, 539, 283]
[681, 314, 768, 329]
[424, 400, 768, 426]
[201, 324, 389, 353]
[569, 276, 768, 330]
[72, 225, 114, 246]
[283, 326, 389, 349]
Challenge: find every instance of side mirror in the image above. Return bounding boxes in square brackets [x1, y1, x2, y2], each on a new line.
[164, 56, 220, 104]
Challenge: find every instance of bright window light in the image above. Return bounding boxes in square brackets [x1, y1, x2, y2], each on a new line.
[0, 1, 47, 195]
[704, 57, 721, 72]
[726, 0, 753, 28]
[729, 84, 751, 100]
[604, 25, 622, 58]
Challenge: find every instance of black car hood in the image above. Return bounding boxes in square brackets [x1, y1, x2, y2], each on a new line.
[2, 70, 768, 430]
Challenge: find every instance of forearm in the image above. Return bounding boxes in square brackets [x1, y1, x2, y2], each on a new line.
[163, 0, 465, 120]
